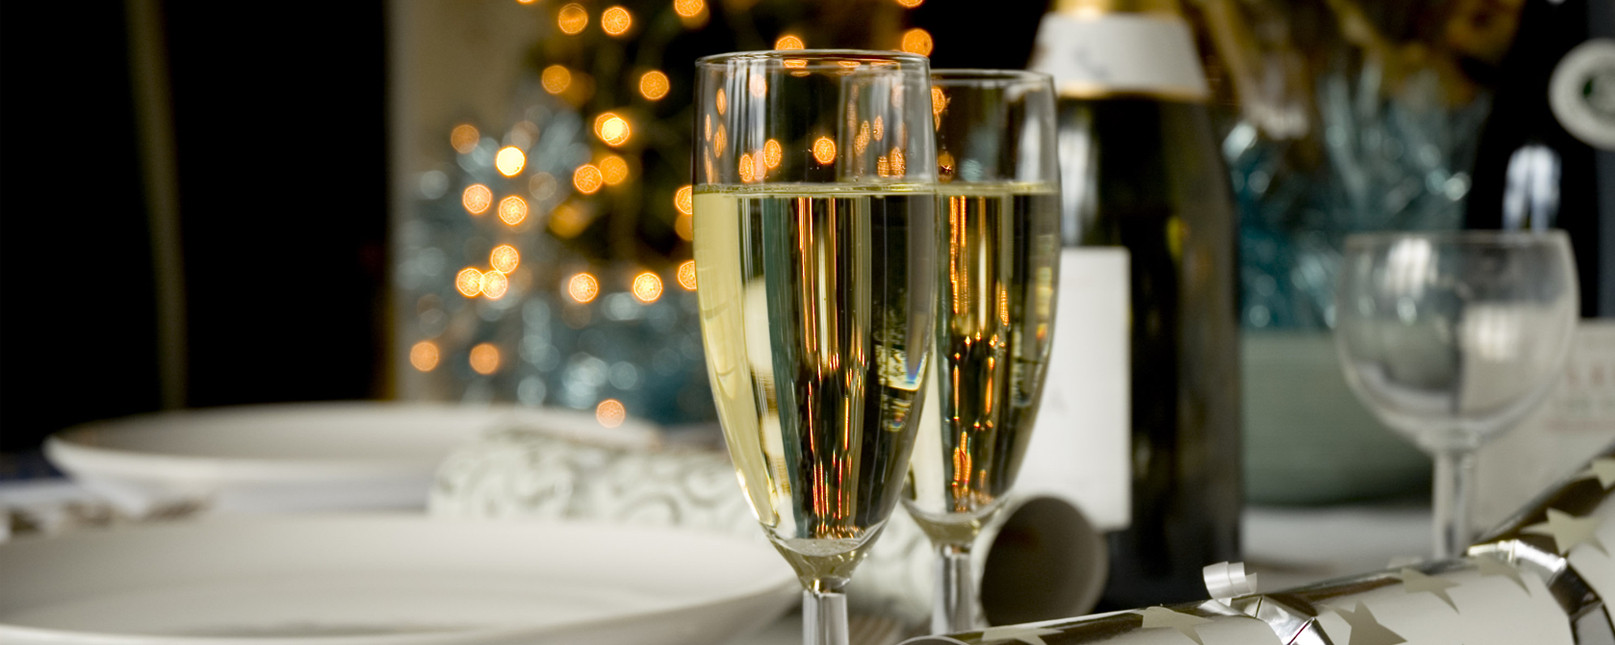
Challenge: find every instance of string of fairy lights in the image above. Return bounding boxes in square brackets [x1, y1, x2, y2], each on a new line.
[399, 0, 939, 429]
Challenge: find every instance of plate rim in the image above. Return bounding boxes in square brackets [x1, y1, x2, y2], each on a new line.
[0, 513, 798, 644]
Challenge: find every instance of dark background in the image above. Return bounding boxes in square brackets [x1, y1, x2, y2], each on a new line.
[0, 1, 1046, 455]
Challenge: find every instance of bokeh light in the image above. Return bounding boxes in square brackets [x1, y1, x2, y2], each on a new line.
[498, 195, 529, 226]
[490, 244, 520, 273]
[598, 114, 631, 146]
[450, 124, 479, 154]
[677, 260, 698, 290]
[738, 153, 757, 183]
[568, 272, 600, 303]
[550, 202, 592, 238]
[639, 70, 670, 100]
[675, 214, 694, 241]
[764, 139, 782, 169]
[495, 146, 526, 176]
[409, 341, 440, 372]
[890, 146, 906, 176]
[715, 88, 727, 115]
[480, 270, 510, 300]
[599, 154, 630, 185]
[542, 65, 572, 94]
[812, 137, 836, 165]
[557, 3, 588, 34]
[601, 6, 632, 36]
[674, 0, 705, 17]
[456, 268, 484, 297]
[895, 0, 923, 6]
[596, 399, 627, 428]
[774, 34, 804, 50]
[674, 185, 693, 215]
[632, 271, 663, 303]
[573, 164, 604, 194]
[469, 343, 502, 375]
[901, 28, 933, 56]
[462, 184, 492, 215]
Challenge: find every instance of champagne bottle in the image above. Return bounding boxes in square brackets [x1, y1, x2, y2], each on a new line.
[1028, 0, 1243, 610]
[1464, 0, 1615, 318]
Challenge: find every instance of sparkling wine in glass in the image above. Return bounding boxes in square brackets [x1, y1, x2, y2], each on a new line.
[1334, 231, 1578, 559]
[692, 50, 938, 645]
[902, 69, 1061, 633]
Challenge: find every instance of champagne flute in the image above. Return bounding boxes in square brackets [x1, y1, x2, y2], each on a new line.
[902, 69, 1061, 633]
[1334, 231, 1578, 559]
[692, 50, 938, 645]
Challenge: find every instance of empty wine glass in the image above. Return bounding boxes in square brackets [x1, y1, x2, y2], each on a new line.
[692, 50, 938, 645]
[1334, 230, 1578, 559]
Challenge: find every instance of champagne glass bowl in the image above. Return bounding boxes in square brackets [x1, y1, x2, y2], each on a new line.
[1333, 230, 1578, 558]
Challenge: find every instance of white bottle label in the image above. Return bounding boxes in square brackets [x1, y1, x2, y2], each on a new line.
[1027, 12, 1209, 101]
[1549, 39, 1615, 151]
[1019, 247, 1131, 531]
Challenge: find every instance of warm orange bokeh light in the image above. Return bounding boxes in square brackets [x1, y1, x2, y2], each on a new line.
[495, 146, 526, 177]
[542, 65, 572, 94]
[456, 268, 484, 297]
[931, 86, 948, 122]
[873, 115, 885, 142]
[568, 272, 600, 303]
[715, 88, 727, 115]
[469, 343, 501, 375]
[480, 270, 510, 300]
[462, 184, 492, 215]
[738, 153, 757, 183]
[774, 34, 804, 50]
[498, 195, 529, 226]
[676, 260, 698, 291]
[602, 118, 631, 146]
[675, 214, 694, 241]
[599, 155, 629, 185]
[450, 124, 479, 154]
[673, 185, 693, 215]
[632, 271, 663, 303]
[895, 0, 923, 7]
[638, 70, 670, 100]
[890, 146, 906, 176]
[596, 399, 627, 428]
[674, 0, 705, 17]
[550, 202, 592, 239]
[601, 6, 632, 35]
[748, 75, 767, 98]
[812, 137, 836, 165]
[573, 164, 604, 194]
[409, 341, 440, 372]
[490, 244, 520, 273]
[901, 28, 933, 56]
[557, 3, 588, 34]
[763, 139, 782, 169]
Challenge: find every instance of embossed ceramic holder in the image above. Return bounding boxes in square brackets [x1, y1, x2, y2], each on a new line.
[428, 426, 1108, 627]
[902, 442, 1615, 645]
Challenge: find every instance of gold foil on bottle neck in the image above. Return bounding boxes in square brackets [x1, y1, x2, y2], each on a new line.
[1051, 0, 1184, 17]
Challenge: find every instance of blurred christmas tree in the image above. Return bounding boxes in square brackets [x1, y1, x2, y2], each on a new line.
[395, 0, 935, 429]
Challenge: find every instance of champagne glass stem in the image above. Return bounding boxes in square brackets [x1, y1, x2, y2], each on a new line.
[1431, 446, 1478, 559]
[932, 543, 978, 634]
[803, 586, 849, 645]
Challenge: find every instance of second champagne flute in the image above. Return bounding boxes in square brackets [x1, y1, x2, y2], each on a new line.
[903, 69, 1062, 633]
[692, 50, 939, 645]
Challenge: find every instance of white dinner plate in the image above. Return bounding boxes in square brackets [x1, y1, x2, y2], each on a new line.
[0, 514, 798, 644]
[43, 402, 659, 513]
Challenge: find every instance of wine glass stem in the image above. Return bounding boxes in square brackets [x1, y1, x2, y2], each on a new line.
[933, 543, 978, 634]
[1431, 447, 1477, 559]
[803, 586, 849, 645]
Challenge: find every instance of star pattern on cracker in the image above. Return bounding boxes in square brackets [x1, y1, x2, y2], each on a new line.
[1397, 568, 1460, 611]
[1136, 606, 1214, 645]
[1473, 553, 1531, 594]
[1334, 602, 1406, 645]
[1577, 457, 1615, 490]
[1523, 508, 1608, 555]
